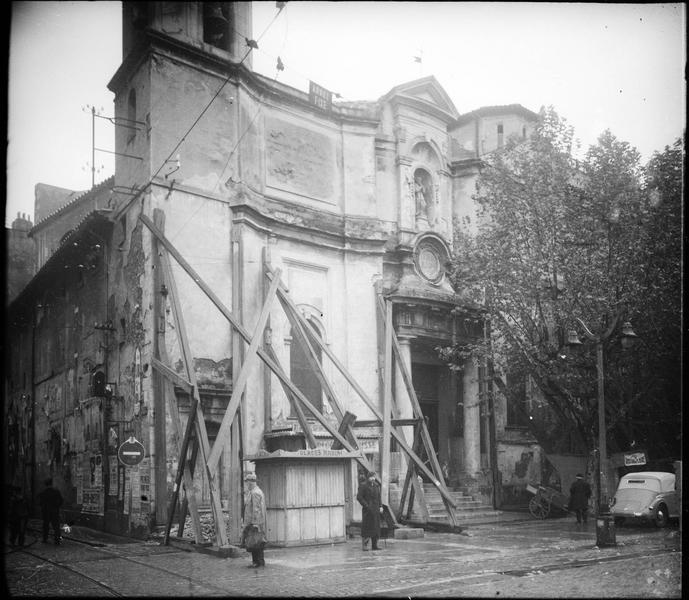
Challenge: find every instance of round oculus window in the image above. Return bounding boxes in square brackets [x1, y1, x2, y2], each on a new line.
[417, 246, 442, 283]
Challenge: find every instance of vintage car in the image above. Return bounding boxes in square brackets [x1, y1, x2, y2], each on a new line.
[610, 471, 678, 527]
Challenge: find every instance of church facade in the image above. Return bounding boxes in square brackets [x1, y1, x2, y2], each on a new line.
[5, 2, 544, 538]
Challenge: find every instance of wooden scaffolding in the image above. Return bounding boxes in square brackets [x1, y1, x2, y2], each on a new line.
[140, 209, 456, 548]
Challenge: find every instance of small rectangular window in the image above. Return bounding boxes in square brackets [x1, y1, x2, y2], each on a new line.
[497, 123, 504, 148]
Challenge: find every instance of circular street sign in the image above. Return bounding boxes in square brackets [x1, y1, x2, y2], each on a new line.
[118, 437, 145, 466]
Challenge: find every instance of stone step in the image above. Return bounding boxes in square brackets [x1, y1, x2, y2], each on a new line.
[431, 510, 504, 523]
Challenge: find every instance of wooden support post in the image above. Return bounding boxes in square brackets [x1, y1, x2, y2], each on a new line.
[164, 387, 198, 545]
[398, 423, 422, 521]
[331, 411, 358, 451]
[375, 294, 457, 526]
[151, 219, 168, 525]
[153, 210, 202, 545]
[206, 269, 281, 471]
[177, 435, 200, 537]
[381, 299, 393, 505]
[160, 249, 229, 547]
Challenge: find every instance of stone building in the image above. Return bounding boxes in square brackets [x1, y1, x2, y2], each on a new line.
[5, 1, 545, 539]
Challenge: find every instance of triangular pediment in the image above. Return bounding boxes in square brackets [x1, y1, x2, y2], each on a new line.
[380, 76, 459, 122]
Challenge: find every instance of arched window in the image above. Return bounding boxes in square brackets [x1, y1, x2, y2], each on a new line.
[290, 317, 323, 418]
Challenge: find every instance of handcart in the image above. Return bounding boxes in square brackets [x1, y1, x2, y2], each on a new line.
[526, 483, 569, 519]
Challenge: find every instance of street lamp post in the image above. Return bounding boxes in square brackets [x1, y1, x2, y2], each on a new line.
[567, 315, 638, 515]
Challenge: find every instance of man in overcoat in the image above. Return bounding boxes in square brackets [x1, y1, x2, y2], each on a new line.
[242, 471, 267, 567]
[569, 473, 592, 524]
[357, 470, 383, 551]
[38, 478, 63, 545]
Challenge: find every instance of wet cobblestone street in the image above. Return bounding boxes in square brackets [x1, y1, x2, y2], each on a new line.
[4, 516, 681, 597]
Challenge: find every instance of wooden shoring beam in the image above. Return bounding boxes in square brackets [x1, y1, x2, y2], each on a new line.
[152, 357, 193, 394]
[263, 344, 318, 449]
[375, 294, 457, 526]
[331, 411, 358, 451]
[138, 214, 371, 473]
[353, 418, 422, 428]
[263, 267, 456, 506]
[159, 247, 229, 547]
[265, 267, 345, 422]
[153, 211, 202, 545]
[398, 424, 421, 521]
[163, 386, 199, 545]
[206, 268, 282, 471]
[177, 435, 200, 537]
[398, 425, 429, 523]
[381, 298, 393, 504]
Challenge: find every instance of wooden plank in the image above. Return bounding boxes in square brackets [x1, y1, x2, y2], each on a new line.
[176, 436, 200, 537]
[160, 248, 229, 547]
[331, 411, 358, 451]
[398, 424, 422, 521]
[206, 268, 281, 471]
[353, 418, 422, 428]
[381, 299, 393, 505]
[151, 357, 193, 394]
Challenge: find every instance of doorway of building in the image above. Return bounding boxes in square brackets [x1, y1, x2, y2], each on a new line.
[411, 363, 440, 464]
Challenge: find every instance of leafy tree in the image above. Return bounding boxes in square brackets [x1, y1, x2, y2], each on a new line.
[441, 108, 682, 462]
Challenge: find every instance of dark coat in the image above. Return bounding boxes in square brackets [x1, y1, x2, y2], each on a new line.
[38, 486, 63, 518]
[569, 478, 592, 511]
[357, 479, 381, 538]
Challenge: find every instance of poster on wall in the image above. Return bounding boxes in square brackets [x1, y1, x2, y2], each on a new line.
[131, 465, 141, 514]
[76, 455, 83, 506]
[82, 488, 104, 514]
[118, 467, 125, 502]
[108, 456, 118, 497]
[93, 454, 103, 487]
[123, 469, 131, 515]
[140, 458, 151, 508]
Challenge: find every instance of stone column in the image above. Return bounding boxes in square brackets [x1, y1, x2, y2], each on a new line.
[462, 360, 481, 476]
[395, 335, 415, 447]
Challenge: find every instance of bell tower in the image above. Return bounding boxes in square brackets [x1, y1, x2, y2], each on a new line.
[122, 2, 253, 68]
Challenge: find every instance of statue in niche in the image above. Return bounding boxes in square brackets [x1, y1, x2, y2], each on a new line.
[414, 170, 435, 227]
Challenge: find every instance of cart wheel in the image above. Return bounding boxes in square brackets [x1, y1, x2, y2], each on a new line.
[529, 495, 550, 519]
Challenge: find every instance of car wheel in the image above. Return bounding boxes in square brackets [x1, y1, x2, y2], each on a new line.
[613, 517, 625, 527]
[654, 505, 668, 528]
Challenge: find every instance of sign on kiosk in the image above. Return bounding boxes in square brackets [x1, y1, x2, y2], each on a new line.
[118, 436, 145, 466]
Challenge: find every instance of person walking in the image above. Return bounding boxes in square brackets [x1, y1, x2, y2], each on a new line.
[38, 478, 63, 544]
[8, 486, 30, 547]
[569, 473, 592, 524]
[357, 470, 383, 551]
[242, 471, 267, 568]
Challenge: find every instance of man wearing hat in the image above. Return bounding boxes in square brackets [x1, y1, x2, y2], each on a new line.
[356, 470, 383, 551]
[569, 473, 592, 524]
[242, 471, 267, 567]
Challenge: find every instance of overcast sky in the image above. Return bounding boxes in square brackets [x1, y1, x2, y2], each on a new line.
[6, 1, 686, 227]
